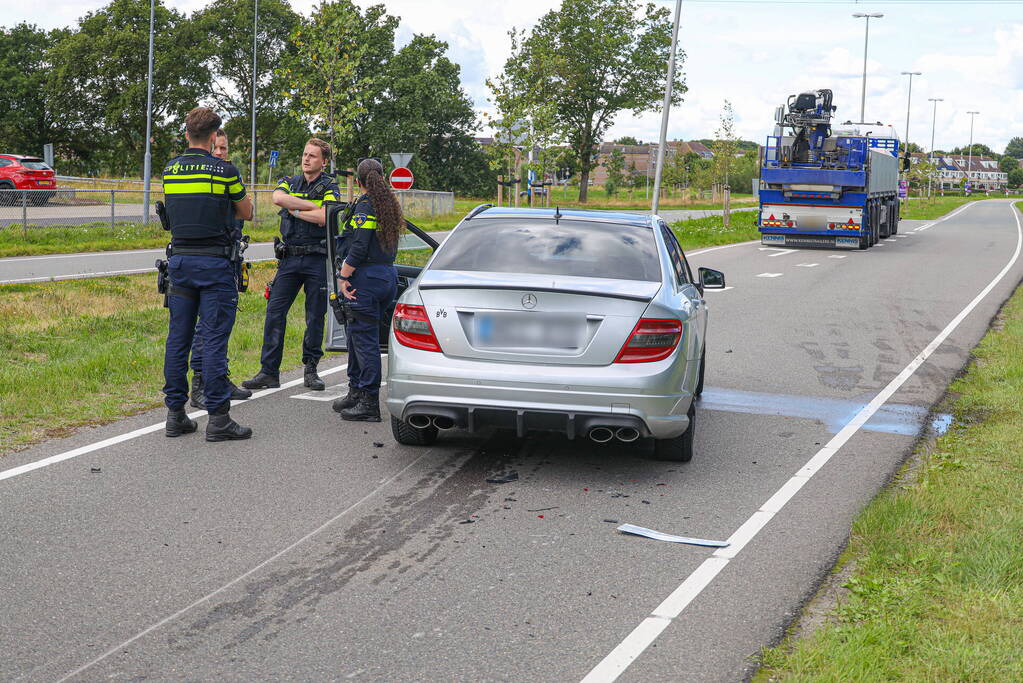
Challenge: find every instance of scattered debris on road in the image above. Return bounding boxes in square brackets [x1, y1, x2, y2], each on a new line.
[617, 523, 729, 548]
[373, 442, 384, 448]
[486, 471, 519, 484]
[527, 506, 558, 512]
[90, 467, 101, 473]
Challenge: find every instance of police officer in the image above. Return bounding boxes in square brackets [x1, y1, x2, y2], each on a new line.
[188, 128, 253, 409]
[330, 158, 401, 422]
[242, 139, 339, 392]
[163, 107, 253, 441]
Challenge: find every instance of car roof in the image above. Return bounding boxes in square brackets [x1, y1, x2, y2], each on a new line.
[0, 154, 42, 161]
[469, 206, 655, 228]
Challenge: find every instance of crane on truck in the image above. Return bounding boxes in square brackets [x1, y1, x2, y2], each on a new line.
[757, 89, 907, 250]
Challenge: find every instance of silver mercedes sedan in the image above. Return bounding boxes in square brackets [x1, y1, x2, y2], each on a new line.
[385, 206, 725, 462]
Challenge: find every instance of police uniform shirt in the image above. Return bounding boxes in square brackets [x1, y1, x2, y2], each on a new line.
[163, 148, 246, 248]
[275, 173, 340, 245]
[343, 194, 398, 268]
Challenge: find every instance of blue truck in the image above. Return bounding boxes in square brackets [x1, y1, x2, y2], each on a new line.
[757, 89, 905, 250]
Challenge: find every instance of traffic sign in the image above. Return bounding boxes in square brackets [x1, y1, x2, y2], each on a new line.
[389, 166, 414, 190]
[898, 179, 908, 198]
[389, 153, 413, 168]
[268, 150, 279, 167]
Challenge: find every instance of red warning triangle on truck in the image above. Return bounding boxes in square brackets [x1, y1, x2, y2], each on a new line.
[768, 214, 775, 220]
[847, 218, 855, 224]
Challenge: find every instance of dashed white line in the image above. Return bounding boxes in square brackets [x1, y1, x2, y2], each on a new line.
[756, 273, 783, 278]
[581, 199, 1009, 683]
[702, 286, 734, 293]
[767, 249, 797, 258]
[795, 263, 819, 268]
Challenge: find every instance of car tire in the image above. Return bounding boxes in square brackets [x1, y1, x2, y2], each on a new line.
[391, 415, 438, 446]
[695, 348, 706, 398]
[652, 402, 695, 463]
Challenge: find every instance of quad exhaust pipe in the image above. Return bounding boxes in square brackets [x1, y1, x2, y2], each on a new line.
[407, 414, 457, 430]
[431, 416, 455, 430]
[589, 426, 641, 443]
[407, 414, 432, 429]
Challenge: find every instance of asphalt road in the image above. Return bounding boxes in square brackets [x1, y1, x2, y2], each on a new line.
[0, 202, 156, 229]
[0, 208, 746, 284]
[2, 200, 1020, 682]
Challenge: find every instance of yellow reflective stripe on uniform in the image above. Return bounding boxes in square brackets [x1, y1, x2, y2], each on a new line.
[276, 180, 289, 190]
[227, 181, 244, 197]
[323, 191, 338, 202]
[353, 214, 378, 230]
[164, 182, 228, 194]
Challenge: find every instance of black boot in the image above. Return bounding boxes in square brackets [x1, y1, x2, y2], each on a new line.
[205, 404, 253, 442]
[189, 372, 206, 409]
[332, 386, 361, 413]
[166, 408, 197, 437]
[341, 393, 381, 422]
[228, 377, 252, 400]
[304, 363, 325, 391]
[241, 371, 280, 390]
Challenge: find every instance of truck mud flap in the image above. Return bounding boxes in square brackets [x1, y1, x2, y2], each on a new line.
[760, 234, 860, 249]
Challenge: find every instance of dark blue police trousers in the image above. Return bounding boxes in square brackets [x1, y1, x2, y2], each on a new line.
[259, 253, 328, 374]
[189, 261, 241, 374]
[345, 264, 398, 394]
[163, 255, 238, 413]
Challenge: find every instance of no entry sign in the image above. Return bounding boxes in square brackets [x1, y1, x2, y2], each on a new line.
[389, 166, 414, 190]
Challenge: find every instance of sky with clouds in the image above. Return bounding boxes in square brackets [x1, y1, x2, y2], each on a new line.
[4, 0, 1021, 154]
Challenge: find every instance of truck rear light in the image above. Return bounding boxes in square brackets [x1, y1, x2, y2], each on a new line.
[786, 221, 794, 227]
[615, 318, 683, 363]
[393, 304, 441, 352]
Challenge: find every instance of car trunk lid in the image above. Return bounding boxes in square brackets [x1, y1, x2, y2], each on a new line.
[417, 270, 659, 365]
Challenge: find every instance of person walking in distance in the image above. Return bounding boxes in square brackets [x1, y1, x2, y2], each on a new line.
[162, 107, 253, 441]
[331, 158, 402, 422]
[243, 139, 339, 392]
[188, 128, 253, 409]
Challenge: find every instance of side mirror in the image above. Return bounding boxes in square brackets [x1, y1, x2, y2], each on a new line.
[699, 267, 725, 290]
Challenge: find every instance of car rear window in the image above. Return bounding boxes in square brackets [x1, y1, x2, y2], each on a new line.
[19, 159, 50, 170]
[429, 219, 661, 282]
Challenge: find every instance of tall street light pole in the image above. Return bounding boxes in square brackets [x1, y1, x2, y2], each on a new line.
[142, 0, 155, 226]
[900, 71, 921, 200]
[853, 13, 883, 124]
[651, 0, 682, 215]
[250, 0, 258, 189]
[928, 97, 943, 198]
[966, 110, 980, 192]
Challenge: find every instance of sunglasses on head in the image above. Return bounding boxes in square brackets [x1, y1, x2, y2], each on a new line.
[358, 157, 382, 167]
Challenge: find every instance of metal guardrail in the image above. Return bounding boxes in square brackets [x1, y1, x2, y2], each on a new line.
[0, 187, 458, 236]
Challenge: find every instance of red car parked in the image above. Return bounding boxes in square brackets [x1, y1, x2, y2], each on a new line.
[0, 154, 58, 205]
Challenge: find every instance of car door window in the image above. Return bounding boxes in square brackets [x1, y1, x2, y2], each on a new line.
[659, 222, 688, 288]
[0, 159, 11, 168]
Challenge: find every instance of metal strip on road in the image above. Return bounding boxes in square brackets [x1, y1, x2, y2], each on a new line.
[581, 200, 1021, 682]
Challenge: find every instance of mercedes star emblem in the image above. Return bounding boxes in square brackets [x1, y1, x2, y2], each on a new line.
[521, 293, 537, 309]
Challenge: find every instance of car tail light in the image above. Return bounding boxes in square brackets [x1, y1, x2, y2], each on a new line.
[615, 318, 683, 363]
[393, 304, 441, 352]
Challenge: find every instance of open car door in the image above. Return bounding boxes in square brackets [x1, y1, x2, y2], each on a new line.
[323, 202, 440, 353]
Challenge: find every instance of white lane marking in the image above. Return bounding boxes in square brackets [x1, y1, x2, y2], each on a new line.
[756, 273, 783, 278]
[0, 242, 276, 263]
[796, 263, 819, 268]
[55, 451, 433, 683]
[291, 381, 386, 401]
[702, 286, 734, 293]
[581, 200, 1016, 683]
[686, 240, 759, 257]
[874, 242, 884, 247]
[0, 366, 347, 483]
[768, 249, 797, 258]
[913, 201, 976, 233]
[828, 255, 848, 259]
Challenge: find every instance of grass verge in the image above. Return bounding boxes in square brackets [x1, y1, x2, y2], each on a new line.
[0, 262, 311, 455]
[754, 204, 1023, 681]
[900, 194, 1021, 221]
[672, 209, 759, 251]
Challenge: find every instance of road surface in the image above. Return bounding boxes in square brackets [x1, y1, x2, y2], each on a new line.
[2, 200, 1019, 681]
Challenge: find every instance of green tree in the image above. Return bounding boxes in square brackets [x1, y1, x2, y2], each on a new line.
[1009, 168, 1023, 189]
[712, 99, 738, 187]
[1005, 137, 1023, 160]
[47, 0, 209, 174]
[501, 0, 685, 202]
[951, 143, 994, 157]
[280, 0, 369, 171]
[999, 156, 1019, 173]
[899, 141, 923, 154]
[603, 147, 625, 196]
[614, 136, 641, 146]
[0, 24, 63, 159]
[193, 0, 304, 177]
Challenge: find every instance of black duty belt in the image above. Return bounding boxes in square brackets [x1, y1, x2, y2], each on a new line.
[171, 245, 232, 258]
[284, 244, 327, 257]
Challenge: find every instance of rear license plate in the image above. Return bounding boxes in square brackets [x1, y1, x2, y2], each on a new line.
[835, 237, 859, 248]
[475, 312, 585, 349]
[37, 180, 53, 186]
[762, 234, 785, 245]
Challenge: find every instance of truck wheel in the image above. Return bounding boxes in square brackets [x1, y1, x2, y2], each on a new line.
[859, 234, 869, 250]
[653, 402, 695, 462]
[391, 415, 438, 446]
[879, 200, 891, 239]
[890, 199, 899, 234]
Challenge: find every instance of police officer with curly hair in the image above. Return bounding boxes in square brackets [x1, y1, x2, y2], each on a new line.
[330, 158, 402, 422]
[243, 139, 339, 392]
[162, 107, 253, 441]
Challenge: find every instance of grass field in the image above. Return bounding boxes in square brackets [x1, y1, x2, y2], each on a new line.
[754, 202, 1023, 682]
[899, 194, 1018, 221]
